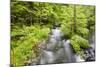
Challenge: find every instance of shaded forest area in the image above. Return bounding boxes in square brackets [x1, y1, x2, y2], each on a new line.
[11, 1, 95, 66]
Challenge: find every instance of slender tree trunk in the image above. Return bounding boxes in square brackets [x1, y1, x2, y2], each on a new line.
[12, 49, 16, 67]
[74, 4, 76, 33]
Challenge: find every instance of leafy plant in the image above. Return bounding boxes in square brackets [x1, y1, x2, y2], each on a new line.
[71, 35, 90, 55]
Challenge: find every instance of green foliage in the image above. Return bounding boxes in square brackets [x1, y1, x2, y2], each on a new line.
[76, 27, 89, 38]
[71, 35, 90, 55]
[11, 25, 50, 66]
[60, 22, 73, 39]
[11, 1, 95, 66]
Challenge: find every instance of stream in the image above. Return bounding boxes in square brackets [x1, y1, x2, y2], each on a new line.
[31, 27, 95, 65]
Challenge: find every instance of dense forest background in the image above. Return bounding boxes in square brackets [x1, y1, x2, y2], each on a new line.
[11, 1, 95, 66]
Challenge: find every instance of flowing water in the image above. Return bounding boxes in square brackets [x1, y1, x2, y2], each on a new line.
[85, 32, 95, 61]
[31, 27, 95, 65]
